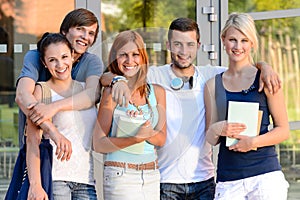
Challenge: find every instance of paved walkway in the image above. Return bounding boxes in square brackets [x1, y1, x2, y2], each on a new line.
[288, 180, 300, 200]
[284, 167, 300, 200]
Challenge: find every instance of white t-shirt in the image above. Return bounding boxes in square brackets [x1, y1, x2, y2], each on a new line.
[50, 83, 97, 185]
[147, 64, 226, 183]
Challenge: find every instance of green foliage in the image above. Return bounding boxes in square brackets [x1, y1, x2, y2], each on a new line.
[229, 0, 300, 13]
[102, 0, 195, 34]
[229, 1, 255, 13]
[0, 105, 19, 147]
[228, 0, 300, 41]
[254, 0, 300, 11]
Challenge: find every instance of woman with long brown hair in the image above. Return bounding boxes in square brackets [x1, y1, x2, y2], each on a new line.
[93, 30, 166, 200]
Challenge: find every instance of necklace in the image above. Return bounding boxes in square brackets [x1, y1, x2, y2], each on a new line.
[130, 102, 142, 112]
[129, 84, 151, 112]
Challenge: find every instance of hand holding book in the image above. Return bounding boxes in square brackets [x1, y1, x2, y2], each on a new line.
[226, 101, 263, 151]
[112, 109, 155, 154]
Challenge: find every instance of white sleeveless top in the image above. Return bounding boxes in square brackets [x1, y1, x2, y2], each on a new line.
[50, 82, 97, 185]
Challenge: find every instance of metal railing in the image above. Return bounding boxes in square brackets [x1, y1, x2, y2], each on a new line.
[0, 141, 18, 179]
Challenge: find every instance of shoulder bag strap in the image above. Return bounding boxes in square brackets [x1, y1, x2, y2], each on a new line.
[36, 82, 52, 104]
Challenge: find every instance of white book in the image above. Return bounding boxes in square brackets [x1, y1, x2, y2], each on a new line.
[111, 109, 146, 154]
[226, 101, 259, 147]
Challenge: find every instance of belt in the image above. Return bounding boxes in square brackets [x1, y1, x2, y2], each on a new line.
[104, 160, 158, 170]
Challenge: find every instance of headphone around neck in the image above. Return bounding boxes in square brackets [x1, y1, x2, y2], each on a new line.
[170, 76, 193, 90]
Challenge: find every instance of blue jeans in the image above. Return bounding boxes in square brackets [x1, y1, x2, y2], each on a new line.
[160, 177, 215, 200]
[53, 181, 97, 200]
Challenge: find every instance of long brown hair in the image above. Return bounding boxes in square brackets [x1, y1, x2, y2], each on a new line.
[108, 30, 149, 97]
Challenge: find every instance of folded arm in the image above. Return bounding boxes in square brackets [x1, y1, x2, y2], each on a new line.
[18, 75, 100, 125]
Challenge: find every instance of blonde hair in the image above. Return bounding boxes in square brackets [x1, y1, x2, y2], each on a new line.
[221, 13, 258, 64]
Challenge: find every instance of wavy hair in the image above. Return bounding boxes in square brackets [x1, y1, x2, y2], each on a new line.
[108, 30, 149, 97]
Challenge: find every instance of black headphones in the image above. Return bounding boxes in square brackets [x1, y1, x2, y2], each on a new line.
[170, 76, 193, 90]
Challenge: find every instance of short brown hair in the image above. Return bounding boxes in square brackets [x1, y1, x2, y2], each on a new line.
[60, 8, 99, 44]
[168, 18, 200, 43]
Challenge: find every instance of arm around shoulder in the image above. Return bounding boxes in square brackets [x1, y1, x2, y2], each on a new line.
[256, 61, 281, 94]
[15, 77, 38, 115]
[100, 72, 115, 87]
[51, 75, 101, 112]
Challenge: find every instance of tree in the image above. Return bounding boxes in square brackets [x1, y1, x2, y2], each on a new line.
[102, 0, 195, 34]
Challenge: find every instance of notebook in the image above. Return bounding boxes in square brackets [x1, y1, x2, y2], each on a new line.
[226, 101, 261, 148]
[112, 109, 146, 154]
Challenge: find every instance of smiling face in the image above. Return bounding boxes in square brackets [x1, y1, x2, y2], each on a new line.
[116, 41, 141, 78]
[222, 27, 253, 65]
[108, 31, 148, 93]
[64, 23, 97, 57]
[167, 30, 199, 69]
[43, 42, 73, 81]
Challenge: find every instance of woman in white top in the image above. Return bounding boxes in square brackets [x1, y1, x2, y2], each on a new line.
[27, 33, 97, 200]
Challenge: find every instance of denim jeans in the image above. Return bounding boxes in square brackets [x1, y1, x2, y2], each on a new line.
[160, 177, 215, 200]
[53, 181, 97, 200]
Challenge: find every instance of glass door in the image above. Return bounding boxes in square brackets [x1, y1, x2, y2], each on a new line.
[100, 0, 196, 69]
[0, 1, 75, 197]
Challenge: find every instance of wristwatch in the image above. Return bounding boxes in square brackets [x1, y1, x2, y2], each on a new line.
[110, 75, 128, 87]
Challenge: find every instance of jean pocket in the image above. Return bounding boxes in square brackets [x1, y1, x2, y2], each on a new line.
[104, 166, 124, 185]
[215, 181, 236, 199]
[215, 186, 226, 199]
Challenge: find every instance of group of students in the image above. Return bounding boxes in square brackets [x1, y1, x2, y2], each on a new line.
[7, 7, 290, 200]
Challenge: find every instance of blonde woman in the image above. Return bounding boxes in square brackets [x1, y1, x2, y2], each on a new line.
[205, 13, 289, 200]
